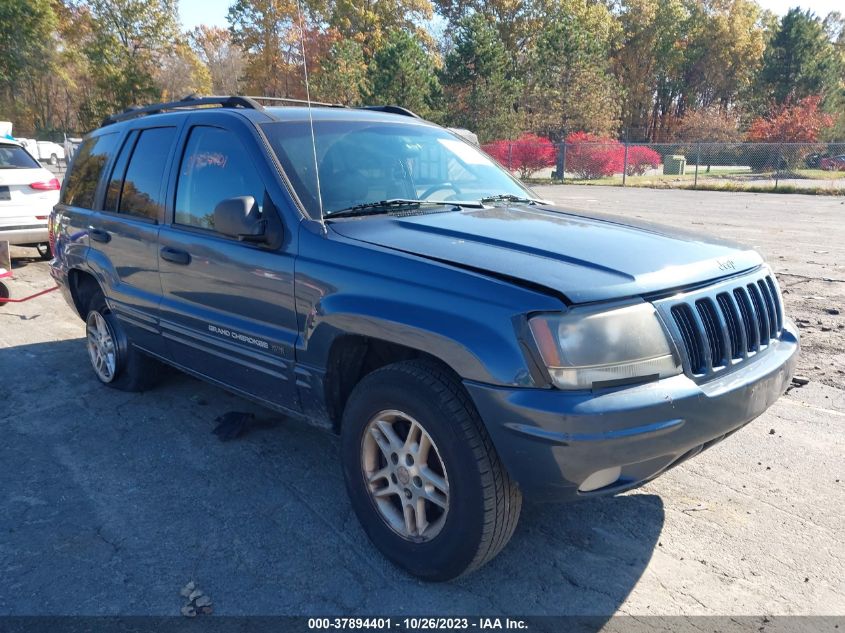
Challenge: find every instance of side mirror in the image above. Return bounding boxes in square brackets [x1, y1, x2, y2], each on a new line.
[213, 196, 267, 242]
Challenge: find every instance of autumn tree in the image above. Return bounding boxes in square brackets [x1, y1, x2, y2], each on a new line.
[672, 106, 741, 172]
[433, 0, 535, 56]
[612, 0, 689, 140]
[228, 0, 303, 98]
[366, 30, 441, 119]
[51, 3, 100, 133]
[155, 42, 212, 100]
[440, 14, 520, 143]
[672, 107, 741, 142]
[314, 38, 369, 105]
[526, 0, 621, 139]
[188, 26, 246, 95]
[746, 95, 836, 143]
[81, 0, 181, 126]
[0, 0, 56, 95]
[328, 0, 435, 56]
[0, 0, 58, 134]
[679, 0, 766, 113]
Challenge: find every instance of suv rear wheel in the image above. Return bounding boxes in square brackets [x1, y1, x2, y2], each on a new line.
[341, 360, 522, 580]
[85, 292, 161, 392]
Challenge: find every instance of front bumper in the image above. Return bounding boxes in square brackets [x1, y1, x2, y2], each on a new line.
[466, 319, 799, 501]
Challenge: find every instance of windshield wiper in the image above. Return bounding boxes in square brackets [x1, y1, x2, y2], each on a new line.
[479, 194, 544, 205]
[326, 199, 483, 219]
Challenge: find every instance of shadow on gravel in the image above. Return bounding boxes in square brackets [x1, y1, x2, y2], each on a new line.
[464, 495, 664, 620]
[0, 339, 663, 620]
[9, 253, 45, 269]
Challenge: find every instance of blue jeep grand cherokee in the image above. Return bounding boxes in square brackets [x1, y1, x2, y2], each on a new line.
[50, 96, 799, 580]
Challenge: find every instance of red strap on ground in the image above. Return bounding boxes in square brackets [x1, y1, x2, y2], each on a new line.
[0, 285, 60, 303]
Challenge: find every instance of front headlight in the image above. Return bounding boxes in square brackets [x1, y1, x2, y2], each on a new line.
[528, 301, 681, 389]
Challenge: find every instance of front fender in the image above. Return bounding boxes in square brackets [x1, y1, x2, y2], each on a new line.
[295, 227, 564, 387]
[303, 297, 527, 385]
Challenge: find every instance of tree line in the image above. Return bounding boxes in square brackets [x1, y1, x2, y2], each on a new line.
[1, 0, 843, 143]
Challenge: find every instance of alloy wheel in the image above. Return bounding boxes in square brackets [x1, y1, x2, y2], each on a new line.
[361, 410, 449, 541]
[86, 311, 117, 383]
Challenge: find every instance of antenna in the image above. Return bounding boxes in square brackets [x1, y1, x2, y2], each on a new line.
[294, 0, 325, 223]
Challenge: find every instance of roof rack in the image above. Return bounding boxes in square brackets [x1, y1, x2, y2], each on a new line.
[357, 105, 420, 119]
[100, 94, 423, 127]
[245, 95, 346, 108]
[248, 97, 420, 118]
[101, 95, 263, 126]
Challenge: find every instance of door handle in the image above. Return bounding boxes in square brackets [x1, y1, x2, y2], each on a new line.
[160, 246, 191, 265]
[88, 227, 111, 243]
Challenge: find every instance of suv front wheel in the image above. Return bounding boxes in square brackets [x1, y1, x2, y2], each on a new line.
[341, 360, 522, 580]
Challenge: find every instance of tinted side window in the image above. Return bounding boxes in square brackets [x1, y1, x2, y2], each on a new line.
[104, 131, 138, 212]
[175, 127, 264, 230]
[116, 127, 177, 221]
[60, 133, 119, 209]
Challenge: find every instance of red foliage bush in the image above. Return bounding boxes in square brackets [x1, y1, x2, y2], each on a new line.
[623, 145, 661, 175]
[482, 133, 556, 179]
[482, 139, 511, 165]
[746, 96, 836, 143]
[564, 132, 623, 179]
[485, 132, 662, 180]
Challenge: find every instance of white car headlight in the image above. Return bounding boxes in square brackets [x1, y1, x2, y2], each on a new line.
[528, 302, 681, 389]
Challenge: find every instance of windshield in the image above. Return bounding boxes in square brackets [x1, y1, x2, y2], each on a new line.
[260, 120, 534, 218]
[0, 143, 41, 169]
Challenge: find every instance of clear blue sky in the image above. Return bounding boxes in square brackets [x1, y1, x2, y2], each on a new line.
[177, 0, 842, 30]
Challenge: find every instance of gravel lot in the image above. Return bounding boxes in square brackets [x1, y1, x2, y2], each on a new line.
[0, 185, 842, 619]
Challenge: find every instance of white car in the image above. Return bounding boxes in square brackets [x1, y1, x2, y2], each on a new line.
[18, 138, 66, 165]
[0, 139, 60, 258]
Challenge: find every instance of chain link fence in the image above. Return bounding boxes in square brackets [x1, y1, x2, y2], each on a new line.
[19, 132, 845, 194]
[482, 140, 845, 193]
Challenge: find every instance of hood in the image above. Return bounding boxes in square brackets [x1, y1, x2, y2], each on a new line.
[328, 204, 764, 304]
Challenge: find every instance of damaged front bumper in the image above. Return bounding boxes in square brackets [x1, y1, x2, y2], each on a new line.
[466, 319, 799, 501]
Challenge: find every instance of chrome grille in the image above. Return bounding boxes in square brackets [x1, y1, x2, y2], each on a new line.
[662, 271, 784, 379]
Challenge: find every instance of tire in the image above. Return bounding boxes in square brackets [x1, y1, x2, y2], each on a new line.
[341, 360, 522, 581]
[36, 243, 51, 260]
[84, 292, 161, 392]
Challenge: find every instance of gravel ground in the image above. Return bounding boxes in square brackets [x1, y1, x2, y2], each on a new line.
[0, 185, 842, 619]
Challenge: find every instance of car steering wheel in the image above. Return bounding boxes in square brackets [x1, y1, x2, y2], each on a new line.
[419, 183, 462, 200]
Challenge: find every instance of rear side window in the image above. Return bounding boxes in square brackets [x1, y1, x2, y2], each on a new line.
[104, 131, 138, 212]
[60, 133, 119, 209]
[0, 144, 41, 169]
[174, 126, 264, 230]
[105, 127, 176, 221]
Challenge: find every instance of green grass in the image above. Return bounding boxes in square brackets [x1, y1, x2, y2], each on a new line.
[527, 168, 748, 187]
[674, 182, 845, 195]
[787, 169, 845, 180]
[523, 166, 845, 194]
[526, 167, 845, 185]
[525, 179, 845, 196]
